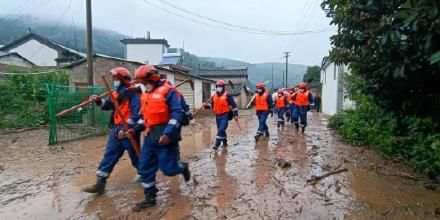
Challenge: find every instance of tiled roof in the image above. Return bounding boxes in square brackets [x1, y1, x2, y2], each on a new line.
[192, 68, 248, 78]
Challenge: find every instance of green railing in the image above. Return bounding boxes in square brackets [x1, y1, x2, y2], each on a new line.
[46, 84, 111, 145]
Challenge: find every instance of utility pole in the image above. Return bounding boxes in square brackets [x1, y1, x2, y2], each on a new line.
[271, 65, 274, 91]
[284, 52, 290, 88]
[282, 70, 285, 88]
[86, 0, 93, 85]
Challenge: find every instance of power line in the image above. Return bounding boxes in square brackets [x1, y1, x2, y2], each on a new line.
[156, 0, 306, 34]
[139, 0, 335, 36]
[4, 0, 53, 28]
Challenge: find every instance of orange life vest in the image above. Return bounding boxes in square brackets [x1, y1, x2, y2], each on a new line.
[255, 92, 269, 111]
[140, 83, 172, 127]
[275, 96, 286, 108]
[295, 91, 309, 106]
[113, 91, 131, 125]
[213, 92, 230, 115]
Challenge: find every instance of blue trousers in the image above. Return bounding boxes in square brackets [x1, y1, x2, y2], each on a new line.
[290, 105, 297, 122]
[97, 126, 139, 179]
[139, 135, 184, 196]
[276, 107, 286, 126]
[256, 111, 269, 134]
[292, 106, 308, 127]
[215, 113, 229, 141]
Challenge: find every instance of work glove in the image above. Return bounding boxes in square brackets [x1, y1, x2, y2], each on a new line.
[89, 94, 102, 105]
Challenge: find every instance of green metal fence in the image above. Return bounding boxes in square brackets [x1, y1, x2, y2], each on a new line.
[46, 84, 111, 145]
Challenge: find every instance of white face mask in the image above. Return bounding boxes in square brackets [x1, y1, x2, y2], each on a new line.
[278, 94, 283, 97]
[216, 87, 223, 93]
[145, 83, 154, 92]
[135, 83, 146, 93]
[257, 89, 262, 93]
[113, 80, 121, 88]
[300, 89, 305, 93]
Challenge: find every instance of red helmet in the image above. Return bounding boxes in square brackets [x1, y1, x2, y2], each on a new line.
[216, 80, 226, 86]
[299, 82, 307, 89]
[256, 82, 265, 89]
[277, 88, 284, 94]
[110, 67, 130, 79]
[135, 65, 160, 82]
[289, 86, 295, 91]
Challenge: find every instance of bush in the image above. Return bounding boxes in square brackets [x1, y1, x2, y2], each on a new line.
[0, 69, 68, 129]
[330, 96, 440, 179]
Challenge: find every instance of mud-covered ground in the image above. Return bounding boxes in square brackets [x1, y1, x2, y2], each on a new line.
[0, 110, 439, 219]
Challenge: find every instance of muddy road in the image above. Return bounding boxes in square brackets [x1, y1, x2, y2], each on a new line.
[1, 110, 439, 219]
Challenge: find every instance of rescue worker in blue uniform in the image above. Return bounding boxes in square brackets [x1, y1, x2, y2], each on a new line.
[291, 82, 314, 133]
[83, 67, 141, 194]
[253, 82, 274, 142]
[131, 65, 191, 211]
[206, 80, 239, 150]
[274, 88, 288, 128]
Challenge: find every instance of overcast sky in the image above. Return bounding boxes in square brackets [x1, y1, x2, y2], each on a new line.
[0, 0, 335, 66]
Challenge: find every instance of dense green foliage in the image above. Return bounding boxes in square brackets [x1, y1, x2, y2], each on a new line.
[0, 68, 68, 129]
[323, 0, 440, 178]
[303, 66, 321, 84]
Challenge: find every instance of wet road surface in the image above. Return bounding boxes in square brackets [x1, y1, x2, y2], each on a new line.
[0, 111, 439, 219]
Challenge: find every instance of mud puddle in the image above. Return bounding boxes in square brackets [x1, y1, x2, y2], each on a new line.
[0, 112, 439, 219]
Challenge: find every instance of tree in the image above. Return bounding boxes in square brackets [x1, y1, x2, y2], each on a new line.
[303, 66, 321, 84]
[322, 0, 440, 123]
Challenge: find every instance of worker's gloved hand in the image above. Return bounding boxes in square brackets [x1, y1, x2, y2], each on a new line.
[125, 128, 134, 137]
[117, 130, 127, 139]
[159, 135, 171, 145]
[89, 94, 102, 105]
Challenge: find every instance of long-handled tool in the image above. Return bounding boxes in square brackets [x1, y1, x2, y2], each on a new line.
[57, 78, 193, 117]
[101, 76, 141, 157]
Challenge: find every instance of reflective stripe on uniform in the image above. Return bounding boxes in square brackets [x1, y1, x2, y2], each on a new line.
[96, 170, 109, 177]
[141, 181, 156, 188]
[137, 119, 145, 125]
[168, 119, 180, 127]
[127, 119, 135, 125]
[216, 135, 226, 140]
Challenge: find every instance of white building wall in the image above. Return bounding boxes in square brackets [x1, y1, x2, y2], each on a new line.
[321, 62, 339, 115]
[342, 65, 355, 110]
[0, 56, 33, 67]
[10, 39, 58, 66]
[194, 79, 203, 109]
[125, 44, 165, 65]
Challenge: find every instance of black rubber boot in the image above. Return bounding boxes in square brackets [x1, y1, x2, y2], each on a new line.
[277, 123, 280, 128]
[301, 127, 305, 134]
[265, 131, 270, 137]
[213, 139, 221, 150]
[294, 123, 299, 132]
[222, 139, 228, 147]
[132, 193, 157, 212]
[254, 134, 261, 143]
[83, 177, 106, 194]
[181, 162, 191, 182]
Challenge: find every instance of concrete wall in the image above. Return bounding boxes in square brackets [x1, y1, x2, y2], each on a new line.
[321, 62, 353, 115]
[193, 79, 203, 109]
[321, 62, 339, 115]
[69, 57, 142, 87]
[0, 55, 33, 67]
[125, 44, 165, 65]
[10, 39, 58, 66]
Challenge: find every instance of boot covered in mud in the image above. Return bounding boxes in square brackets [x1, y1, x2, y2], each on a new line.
[213, 139, 221, 150]
[132, 193, 157, 212]
[265, 130, 270, 137]
[294, 123, 300, 132]
[254, 133, 262, 143]
[180, 161, 191, 182]
[222, 139, 228, 147]
[301, 126, 305, 134]
[83, 177, 106, 194]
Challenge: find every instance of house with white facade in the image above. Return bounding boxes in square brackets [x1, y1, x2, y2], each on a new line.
[0, 51, 34, 68]
[0, 33, 84, 67]
[320, 57, 354, 115]
[121, 32, 169, 65]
